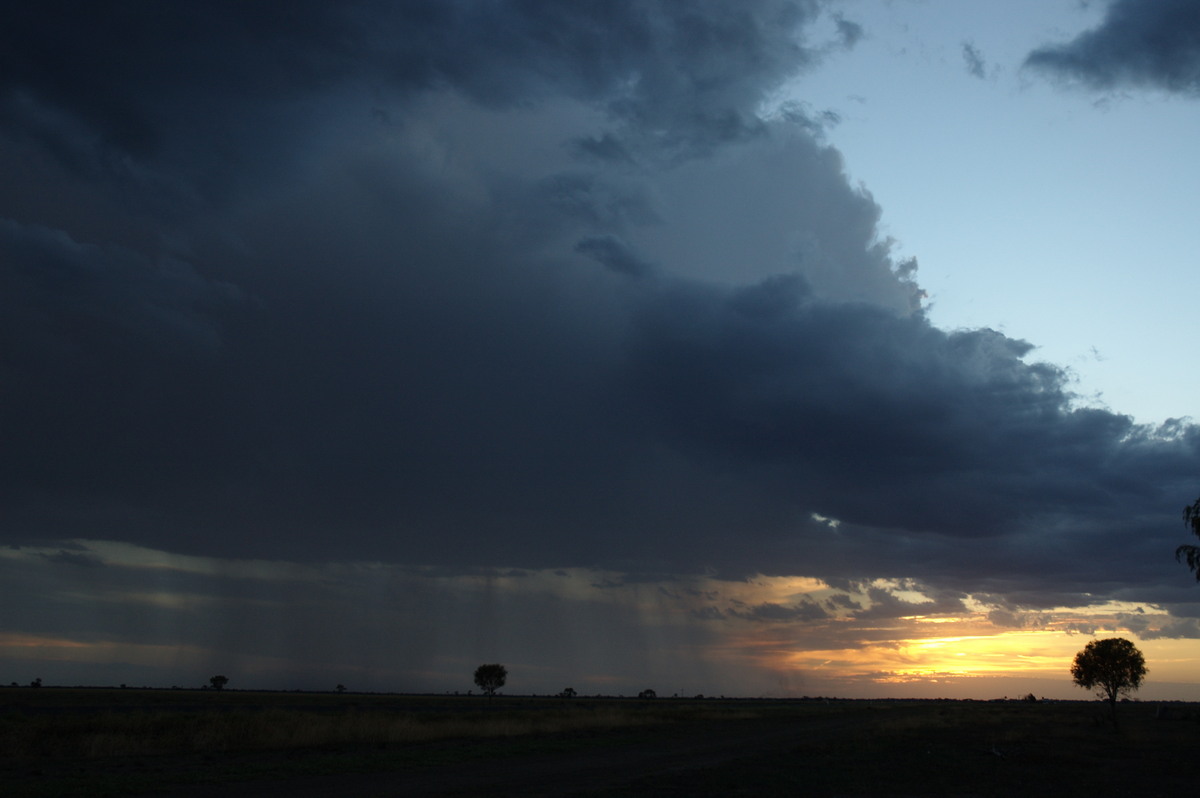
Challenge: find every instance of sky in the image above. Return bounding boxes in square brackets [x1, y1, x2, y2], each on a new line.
[3, 0, 1200, 700]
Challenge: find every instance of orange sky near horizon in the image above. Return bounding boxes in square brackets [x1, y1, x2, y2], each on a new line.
[6, 542, 1200, 700]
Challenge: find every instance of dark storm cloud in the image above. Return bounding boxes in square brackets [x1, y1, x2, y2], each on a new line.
[1025, 0, 1200, 94]
[2, 0, 1199, 621]
[0, 218, 241, 355]
[0, 0, 821, 183]
[622, 281, 1197, 585]
[575, 235, 655, 278]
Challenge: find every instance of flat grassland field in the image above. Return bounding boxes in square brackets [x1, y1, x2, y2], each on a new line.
[4, 689, 1199, 796]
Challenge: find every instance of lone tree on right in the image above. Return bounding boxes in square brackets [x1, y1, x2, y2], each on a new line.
[1174, 496, 1200, 578]
[473, 663, 507, 698]
[1070, 637, 1147, 724]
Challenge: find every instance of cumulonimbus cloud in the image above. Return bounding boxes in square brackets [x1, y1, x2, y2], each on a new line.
[0, 1, 1197, 623]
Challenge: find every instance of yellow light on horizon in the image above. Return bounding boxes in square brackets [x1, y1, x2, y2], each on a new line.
[894, 629, 1075, 672]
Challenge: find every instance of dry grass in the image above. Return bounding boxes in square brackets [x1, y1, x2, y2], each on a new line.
[7, 691, 1200, 797]
[604, 699, 1200, 797]
[0, 688, 760, 762]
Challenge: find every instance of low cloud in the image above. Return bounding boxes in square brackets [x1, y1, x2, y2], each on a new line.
[729, 601, 829, 623]
[1025, 0, 1200, 94]
[851, 588, 966, 621]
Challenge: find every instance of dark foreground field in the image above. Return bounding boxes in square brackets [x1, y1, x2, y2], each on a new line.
[4, 689, 1198, 797]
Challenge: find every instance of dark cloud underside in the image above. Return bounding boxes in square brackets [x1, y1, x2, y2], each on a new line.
[1025, 0, 1200, 94]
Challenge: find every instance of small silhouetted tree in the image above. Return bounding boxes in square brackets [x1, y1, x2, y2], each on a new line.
[474, 663, 507, 698]
[336, 683, 346, 694]
[1071, 637, 1147, 726]
[30, 677, 42, 688]
[638, 688, 656, 699]
[1175, 496, 1200, 578]
[209, 674, 229, 691]
[560, 687, 576, 699]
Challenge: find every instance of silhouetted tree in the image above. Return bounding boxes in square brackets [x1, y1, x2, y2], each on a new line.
[1175, 497, 1200, 578]
[559, 687, 577, 699]
[336, 683, 346, 694]
[473, 663, 507, 698]
[638, 688, 657, 699]
[1071, 638, 1146, 725]
[209, 674, 229, 691]
[30, 677, 42, 688]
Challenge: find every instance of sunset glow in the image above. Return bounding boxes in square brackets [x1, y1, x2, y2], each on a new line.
[7, 539, 1199, 700]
